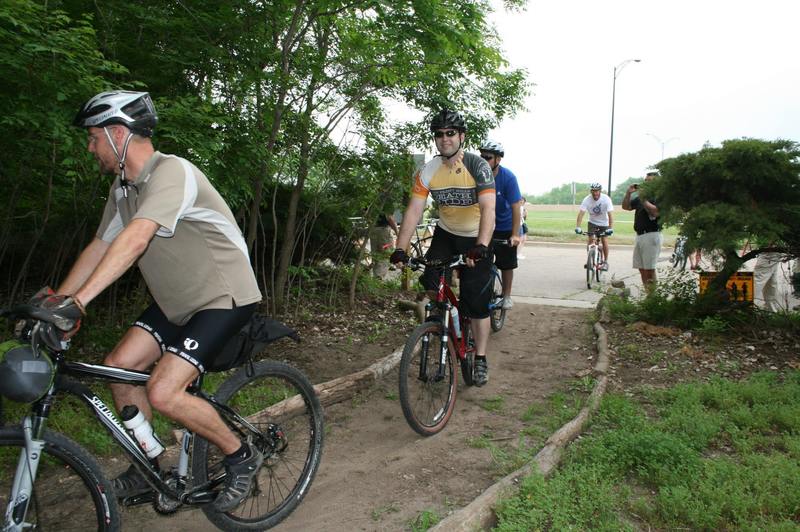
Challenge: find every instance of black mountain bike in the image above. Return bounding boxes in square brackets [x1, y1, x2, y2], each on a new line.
[488, 238, 514, 333]
[0, 304, 323, 531]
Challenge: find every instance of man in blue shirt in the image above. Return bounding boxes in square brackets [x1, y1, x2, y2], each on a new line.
[480, 141, 524, 309]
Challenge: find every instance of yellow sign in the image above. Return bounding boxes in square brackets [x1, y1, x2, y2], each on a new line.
[698, 271, 754, 302]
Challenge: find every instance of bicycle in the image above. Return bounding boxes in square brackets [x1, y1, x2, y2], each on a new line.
[671, 235, 688, 270]
[0, 304, 324, 531]
[398, 255, 477, 436]
[488, 238, 514, 333]
[408, 218, 438, 260]
[578, 228, 610, 289]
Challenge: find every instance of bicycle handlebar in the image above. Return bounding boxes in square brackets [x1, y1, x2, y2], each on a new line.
[576, 229, 612, 237]
[407, 254, 466, 271]
[0, 304, 61, 324]
[491, 237, 514, 247]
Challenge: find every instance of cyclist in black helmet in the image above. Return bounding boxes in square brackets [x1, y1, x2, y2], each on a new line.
[49, 90, 264, 511]
[391, 110, 496, 386]
[479, 140, 524, 310]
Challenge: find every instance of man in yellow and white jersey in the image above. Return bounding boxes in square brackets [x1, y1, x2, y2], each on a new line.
[391, 110, 496, 386]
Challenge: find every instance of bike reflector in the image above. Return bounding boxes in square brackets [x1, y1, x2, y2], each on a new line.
[0, 339, 55, 403]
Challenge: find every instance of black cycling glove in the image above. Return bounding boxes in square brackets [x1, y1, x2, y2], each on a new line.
[389, 248, 409, 265]
[466, 244, 489, 261]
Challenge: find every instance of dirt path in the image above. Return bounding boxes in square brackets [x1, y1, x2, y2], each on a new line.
[123, 304, 593, 531]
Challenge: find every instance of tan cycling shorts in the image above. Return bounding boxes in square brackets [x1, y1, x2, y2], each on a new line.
[633, 232, 663, 270]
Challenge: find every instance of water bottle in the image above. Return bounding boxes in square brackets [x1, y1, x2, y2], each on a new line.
[450, 306, 462, 339]
[121, 405, 165, 459]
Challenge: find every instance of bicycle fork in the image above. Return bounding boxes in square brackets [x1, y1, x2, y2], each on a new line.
[418, 303, 452, 383]
[4, 417, 45, 531]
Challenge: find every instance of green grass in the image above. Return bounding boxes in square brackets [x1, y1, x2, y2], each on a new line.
[527, 207, 679, 244]
[494, 371, 800, 531]
[409, 509, 441, 531]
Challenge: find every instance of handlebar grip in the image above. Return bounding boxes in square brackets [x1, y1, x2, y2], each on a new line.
[1, 304, 61, 323]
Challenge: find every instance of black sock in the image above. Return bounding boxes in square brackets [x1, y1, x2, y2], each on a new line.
[224, 442, 250, 464]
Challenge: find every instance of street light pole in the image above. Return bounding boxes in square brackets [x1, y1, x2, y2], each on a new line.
[607, 58, 641, 194]
[645, 132, 679, 160]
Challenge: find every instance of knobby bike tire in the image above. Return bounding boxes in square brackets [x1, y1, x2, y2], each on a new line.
[398, 321, 457, 437]
[460, 325, 475, 386]
[0, 426, 120, 531]
[586, 249, 593, 289]
[595, 249, 603, 283]
[192, 360, 324, 531]
[490, 268, 506, 332]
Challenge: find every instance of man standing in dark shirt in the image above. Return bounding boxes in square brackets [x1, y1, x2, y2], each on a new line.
[622, 171, 662, 292]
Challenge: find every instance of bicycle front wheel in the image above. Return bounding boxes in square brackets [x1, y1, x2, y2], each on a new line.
[460, 324, 475, 386]
[586, 250, 594, 289]
[490, 269, 506, 332]
[595, 250, 603, 283]
[0, 426, 120, 531]
[193, 360, 324, 531]
[399, 321, 457, 436]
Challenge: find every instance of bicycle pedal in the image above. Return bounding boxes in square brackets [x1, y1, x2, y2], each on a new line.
[121, 491, 157, 507]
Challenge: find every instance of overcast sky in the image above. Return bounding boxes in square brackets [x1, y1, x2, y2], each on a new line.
[485, 0, 800, 196]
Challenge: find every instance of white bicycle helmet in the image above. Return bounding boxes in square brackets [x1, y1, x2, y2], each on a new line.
[590, 182, 602, 191]
[479, 140, 504, 157]
[73, 91, 157, 137]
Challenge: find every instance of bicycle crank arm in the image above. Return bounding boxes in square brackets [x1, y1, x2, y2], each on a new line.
[120, 491, 156, 507]
[182, 490, 217, 505]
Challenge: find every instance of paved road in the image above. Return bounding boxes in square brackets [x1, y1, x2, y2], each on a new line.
[510, 240, 668, 308]
[511, 240, 799, 310]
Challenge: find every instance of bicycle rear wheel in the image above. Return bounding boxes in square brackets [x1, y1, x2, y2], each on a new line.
[193, 360, 324, 530]
[399, 321, 457, 437]
[490, 268, 506, 332]
[0, 426, 120, 531]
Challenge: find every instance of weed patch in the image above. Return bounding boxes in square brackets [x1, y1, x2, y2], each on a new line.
[495, 372, 800, 530]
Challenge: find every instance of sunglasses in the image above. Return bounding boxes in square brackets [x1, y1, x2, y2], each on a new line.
[433, 130, 459, 138]
[480, 154, 494, 161]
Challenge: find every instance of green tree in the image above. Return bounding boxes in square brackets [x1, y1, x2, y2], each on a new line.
[0, 0, 128, 303]
[653, 138, 800, 292]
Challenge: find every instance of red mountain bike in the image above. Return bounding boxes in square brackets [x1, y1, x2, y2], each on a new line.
[398, 255, 478, 436]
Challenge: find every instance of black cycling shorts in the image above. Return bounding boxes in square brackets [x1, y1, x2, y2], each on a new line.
[422, 227, 492, 319]
[134, 302, 257, 373]
[492, 230, 518, 271]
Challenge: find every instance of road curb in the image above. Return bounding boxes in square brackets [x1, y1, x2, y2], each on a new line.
[431, 301, 612, 531]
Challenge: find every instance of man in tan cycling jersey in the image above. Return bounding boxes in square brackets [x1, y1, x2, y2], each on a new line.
[55, 91, 262, 511]
[391, 109, 496, 386]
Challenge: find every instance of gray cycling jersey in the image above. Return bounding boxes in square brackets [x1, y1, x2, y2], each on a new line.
[97, 152, 262, 324]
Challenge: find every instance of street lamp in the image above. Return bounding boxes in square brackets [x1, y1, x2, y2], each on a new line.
[607, 58, 641, 194]
[645, 132, 678, 160]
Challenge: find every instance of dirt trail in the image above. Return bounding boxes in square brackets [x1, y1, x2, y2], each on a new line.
[124, 304, 593, 531]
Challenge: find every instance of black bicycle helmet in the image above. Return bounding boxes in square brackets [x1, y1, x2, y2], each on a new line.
[73, 91, 158, 137]
[479, 140, 504, 157]
[0, 340, 55, 403]
[430, 109, 466, 132]
[590, 182, 602, 191]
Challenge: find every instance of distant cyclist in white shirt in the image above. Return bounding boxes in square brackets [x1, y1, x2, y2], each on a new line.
[575, 183, 614, 270]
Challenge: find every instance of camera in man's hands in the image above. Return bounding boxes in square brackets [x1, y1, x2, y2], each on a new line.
[633, 183, 640, 189]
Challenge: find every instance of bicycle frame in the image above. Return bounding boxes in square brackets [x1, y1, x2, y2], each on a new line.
[6, 356, 252, 523]
[586, 232, 604, 267]
[414, 259, 471, 384]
